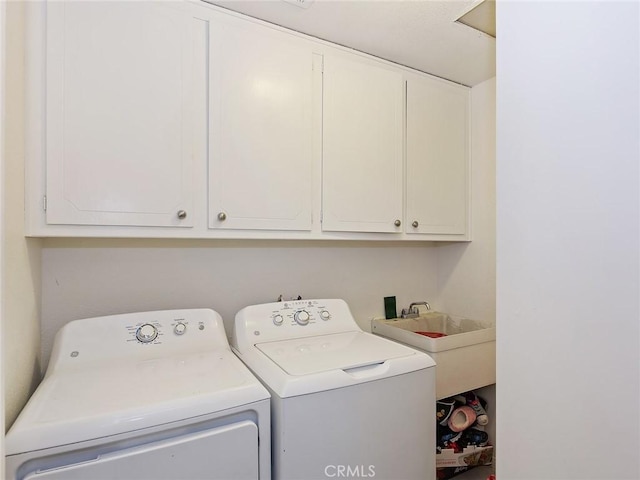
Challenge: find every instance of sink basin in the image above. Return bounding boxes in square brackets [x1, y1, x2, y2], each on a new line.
[372, 312, 495, 399]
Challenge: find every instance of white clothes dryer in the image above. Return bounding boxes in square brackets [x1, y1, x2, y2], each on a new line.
[231, 299, 436, 480]
[5, 309, 271, 480]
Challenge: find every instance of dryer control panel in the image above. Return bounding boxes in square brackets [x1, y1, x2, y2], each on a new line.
[123, 314, 201, 346]
[47, 309, 228, 373]
[232, 299, 362, 353]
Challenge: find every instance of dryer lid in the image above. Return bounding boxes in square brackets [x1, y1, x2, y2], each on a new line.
[5, 350, 269, 455]
[255, 331, 414, 376]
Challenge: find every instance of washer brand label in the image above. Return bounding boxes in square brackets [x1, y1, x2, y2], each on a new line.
[324, 465, 375, 478]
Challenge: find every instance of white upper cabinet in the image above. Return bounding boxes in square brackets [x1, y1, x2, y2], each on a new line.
[27, 1, 471, 240]
[406, 75, 470, 236]
[321, 54, 404, 233]
[208, 17, 314, 231]
[45, 2, 195, 227]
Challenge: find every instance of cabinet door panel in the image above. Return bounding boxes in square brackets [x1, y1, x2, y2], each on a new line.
[46, 1, 194, 227]
[209, 19, 313, 231]
[406, 78, 469, 235]
[322, 55, 403, 233]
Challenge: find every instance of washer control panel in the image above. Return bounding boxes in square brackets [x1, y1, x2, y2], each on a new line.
[232, 299, 360, 351]
[293, 310, 309, 325]
[268, 300, 334, 329]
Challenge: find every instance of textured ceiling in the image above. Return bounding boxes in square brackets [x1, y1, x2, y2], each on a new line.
[204, 0, 496, 86]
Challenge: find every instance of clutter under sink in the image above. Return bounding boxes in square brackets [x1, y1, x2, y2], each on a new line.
[435, 389, 494, 480]
[371, 310, 495, 399]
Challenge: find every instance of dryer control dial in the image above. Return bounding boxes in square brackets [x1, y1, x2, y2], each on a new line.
[273, 314, 284, 326]
[136, 323, 158, 343]
[294, 310, 310, 326]
[173, 322, 187, 335]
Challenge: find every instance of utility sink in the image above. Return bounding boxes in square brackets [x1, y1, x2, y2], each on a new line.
[372, 312, 495, 399]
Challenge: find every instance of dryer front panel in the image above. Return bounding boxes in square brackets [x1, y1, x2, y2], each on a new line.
[16, 421, 259, 480]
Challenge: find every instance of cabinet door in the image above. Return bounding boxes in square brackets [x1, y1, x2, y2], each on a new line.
[322, 55, 404, 233]
[45, 2, 194, 227]
[406, 77, 469, 235]
[208, 19, 313, 231]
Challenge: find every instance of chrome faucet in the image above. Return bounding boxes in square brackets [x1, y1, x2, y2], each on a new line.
[400, 301, 431, 319]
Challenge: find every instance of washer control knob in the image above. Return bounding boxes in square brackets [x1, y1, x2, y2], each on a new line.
[294, 310, 310, 326]
[174, 322, 187, 335]
[319, 310, 331, 321]
[273, 314, 284, 326]
[136, 323, 158, 343]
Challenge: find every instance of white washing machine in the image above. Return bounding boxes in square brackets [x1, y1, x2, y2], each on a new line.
[5, 309, 271, 480]
[231, 299, 436, 480]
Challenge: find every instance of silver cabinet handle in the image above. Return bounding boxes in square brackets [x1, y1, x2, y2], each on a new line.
[217, 212, 227, 221]
[177, 210, 187, 220]
[394, 219, 401, 227]
[412, 221, 419, 228]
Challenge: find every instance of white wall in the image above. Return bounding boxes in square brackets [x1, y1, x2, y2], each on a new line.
[1, 0, 6, 468]
[437, 76, 496, 323]
[2, 1, 43, 431]
[437, 76, 496, 455]
[39, 78, 497, 369]
[41, 240, 439, 366]
[497, 2, 639, 479]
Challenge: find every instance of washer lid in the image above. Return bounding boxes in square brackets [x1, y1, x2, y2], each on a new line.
[5, 350, 269, 455]
[255, 331, 414, 376]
